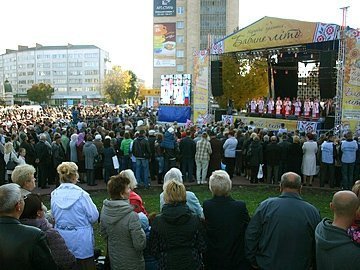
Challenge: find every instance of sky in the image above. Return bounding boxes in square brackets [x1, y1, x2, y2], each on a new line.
[0, 0, 359, 87]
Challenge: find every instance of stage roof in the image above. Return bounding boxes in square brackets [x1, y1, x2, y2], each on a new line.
[211, 17, 340, 54]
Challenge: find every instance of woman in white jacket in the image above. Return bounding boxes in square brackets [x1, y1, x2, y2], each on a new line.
[4, 142, 21, 183]
[51, 162, 99, 270]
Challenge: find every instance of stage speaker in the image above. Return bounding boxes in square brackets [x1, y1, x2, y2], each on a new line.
[211, 61, 223, 97]
[319, 51, 336, 98]
[287, 115, 298, 120]
[249, 113, 260, 117]
[276, 114, 285, 119]
[263, 114, 275, 118]
[324, 116, 335, 130]
[214, 109, 227, 122]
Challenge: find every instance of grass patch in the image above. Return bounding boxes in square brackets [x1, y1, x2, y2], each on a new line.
[43, 185, 335, 252]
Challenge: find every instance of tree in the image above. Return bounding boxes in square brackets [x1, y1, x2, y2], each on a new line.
[102, 66, 131, 105]
[127, 70, 139, 103]
[216, 55, 268, 110]
[27, 83, 54, 104]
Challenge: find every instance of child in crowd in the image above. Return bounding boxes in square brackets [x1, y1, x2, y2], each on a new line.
[18, 147, 26, 165]
[138, 212, 158, 270]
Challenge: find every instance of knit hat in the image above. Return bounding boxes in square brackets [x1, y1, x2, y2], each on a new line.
[95, 134, 102, 141]
[168, 127, 174, 134]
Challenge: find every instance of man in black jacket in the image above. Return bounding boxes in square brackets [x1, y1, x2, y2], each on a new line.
[35, 133, 52, 189]
[132, 130, 151, 188]
[179, 130, 196, 182]
[0, 183, 57, 270]
[265, 136, 281, 184]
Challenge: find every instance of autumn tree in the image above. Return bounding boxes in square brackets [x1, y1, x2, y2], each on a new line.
[103, 66, 132, 105]
[27, 83, 54, 104]
[127, 70, 139, 103]
[216, 55, 268, 110]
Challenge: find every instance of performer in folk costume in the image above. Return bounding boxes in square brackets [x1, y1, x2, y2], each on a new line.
[267, 97, 275, 114]
[250, 98, 257, 113]
[291, 98, 296, 115]
[284, 97, 292, 117]
[303, 97, 311, 118]
[312, 98, 320, 118]
[275, 97, 283, 115]
[257, 97, 265, 114]
[294, 97, 302, 117]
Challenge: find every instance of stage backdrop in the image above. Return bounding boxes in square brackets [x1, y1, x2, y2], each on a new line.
[193, 50, 209, 123]
[158, 106, 191, 123]
[342, 29, 360, 131]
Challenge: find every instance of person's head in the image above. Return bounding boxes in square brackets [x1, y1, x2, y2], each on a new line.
[306, 133, 314, 141]
[19, 147, 26, 157]
[352, 180, 360, 198]
[11, 164, 36, 191]
[330, 191, 359, 225]
[0, 183, 24, 219]
[293, 135, 300, 144]
[20, 194, 44, 220]
[4, 142, 14, 154]
[103, 138, 111, 148]
[54, 133, 61, 142]
[107, 174, 131, 200]
[39, 133, 47, 141]
[163, 167, 183, 190]
[57, 162, 79, 183]
[163, 179, 186, 204]
[209, 170, 232, 197]
[270, 136, 277, 143]
[124, 131, 130, 139]
[280, 172, 302, 193]
[120, 169, 137, 190]
[70, 133, 78, 142]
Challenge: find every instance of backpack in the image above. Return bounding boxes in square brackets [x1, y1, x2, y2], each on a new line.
[6, 153, 18, 170]
[132, 138, 144, 158]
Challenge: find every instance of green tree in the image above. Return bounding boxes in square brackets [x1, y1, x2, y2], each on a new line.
[217, 55, 268, 110]
[27, 83, 54, 104]
[103, 66, 131, 105]
[127, 70, 139, 103]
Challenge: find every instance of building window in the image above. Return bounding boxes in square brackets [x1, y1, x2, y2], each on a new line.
[38, 79, 51, 84]
[37, 63, 51, 68]
[85, 70, 99, 75]
[177, 6, 185, 14]
[53, 62, 67, 68]
[176, 50, 184, 58]
[27, 71, 34, 76]
[68, 54, 83, 59]
[53, 70, 67, 76]
[53, 79, 67, 84]
[27, 63, 34, 68]
[37, 54, 51, 59]
[37, 71, 51, 76]
[18, 64, 26, 69]
[18, 80, 27, 84]
[69, 62, 83, 67]
[176, 35, 184, 43]
[69, 70, 83, 76]
[176, 21, 184, 29]
[84, 53, 98, 58]
[84, 62, 99, 67]
[18, 72, 27, 76]
[27, 80, 34, 84]
[52, 54, 67, 59]
[176, 64, 184, 72]
[56, 87, 67, 92]
[69, 79, 82, 84]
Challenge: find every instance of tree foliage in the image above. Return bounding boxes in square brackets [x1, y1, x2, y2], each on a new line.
[127, 70, 139, 103]
[216, 55, 268, 110]
[103, 66, 132, 105]
[27, 83, 54, 104]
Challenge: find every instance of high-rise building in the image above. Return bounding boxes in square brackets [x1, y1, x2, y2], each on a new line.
[0, 44, 110, 105]
[153, 0, 239, 89]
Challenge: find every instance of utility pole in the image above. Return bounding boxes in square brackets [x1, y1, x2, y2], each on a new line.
[334, 6, 349, 134]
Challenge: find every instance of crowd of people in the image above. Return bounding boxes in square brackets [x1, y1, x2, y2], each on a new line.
[0, 104, 359, 269]
[246, 96, 335, 119]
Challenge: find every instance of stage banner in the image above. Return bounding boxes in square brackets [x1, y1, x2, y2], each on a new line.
[154, 23, 176, 67]
[192, 50, 209, 124]
[154, 0, 176, 17]
[224, 17, 340, 53]
[158, 106, 191, 123]
[341, 29, 360, 131]
[222, 115, 234, 125]
[297, 121, 318, 133]
[235, 116, 298, 131]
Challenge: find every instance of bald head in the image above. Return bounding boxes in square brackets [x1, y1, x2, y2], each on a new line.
[280, 172, 302, 192]
[331, 191, 359, 218]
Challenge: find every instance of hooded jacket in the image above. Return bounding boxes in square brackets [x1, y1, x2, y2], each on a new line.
[315, 218, 360, 270]
[149, 203, 206, 270]
[100, 199, 146, 270]
[83, 141, 98, 169]
[51, 183, 99, 259]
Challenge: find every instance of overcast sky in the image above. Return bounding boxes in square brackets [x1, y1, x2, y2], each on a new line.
[0, 0, 358, 87]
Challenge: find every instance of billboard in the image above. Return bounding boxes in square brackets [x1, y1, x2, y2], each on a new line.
[193, 50, 209, 123]
[160, 74, 191, 105]
[154, 0, 176, 17]
[154, 23, 176, 67]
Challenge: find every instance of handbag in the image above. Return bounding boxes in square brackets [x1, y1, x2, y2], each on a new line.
[6, 153, 18, 170]
[257, 164, 263, 179]
[112, 155, 119, 169]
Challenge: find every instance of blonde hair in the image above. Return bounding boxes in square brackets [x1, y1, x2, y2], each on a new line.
[57, 162, 78, 183]
[209, 170, 232, 196]
[163, 180, 186, 204]
[119, 169, 137, 190]
[293, 135, 300, 144]
[11, 164, 36, 187]
[4, 142, 14, 154]
[352, 180, 360, 198]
